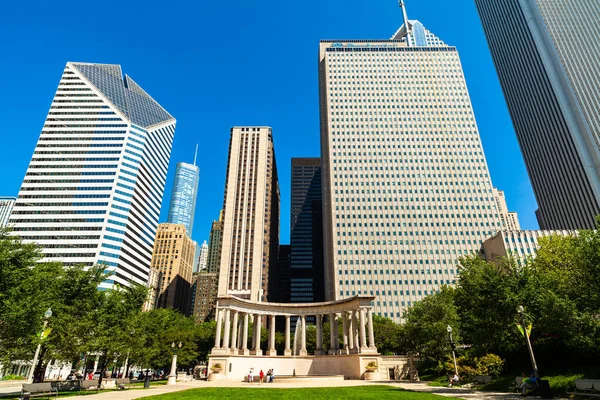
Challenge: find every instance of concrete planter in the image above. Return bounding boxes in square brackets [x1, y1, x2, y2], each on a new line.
[207, 372, 223, 381]
[364, 371, 379, 381]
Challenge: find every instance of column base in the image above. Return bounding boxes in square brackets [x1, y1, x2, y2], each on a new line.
[240, 349, 250, 356]
[250, 350, 263, 356]
[284, 349, 292, 356]
[268, 349, 277, 356]
[299, 350, 308, 356]
[360, 347, 378, 354]
[167, 375, 177, 385]
[211, 347, 230, 355]
[314, 349, 323, 356]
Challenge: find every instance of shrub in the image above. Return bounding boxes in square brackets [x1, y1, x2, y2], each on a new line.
[445, 353, 504, 382]
[1, 374, 25, 381]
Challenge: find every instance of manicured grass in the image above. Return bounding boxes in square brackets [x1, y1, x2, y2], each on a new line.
[139, 386, 447, 400]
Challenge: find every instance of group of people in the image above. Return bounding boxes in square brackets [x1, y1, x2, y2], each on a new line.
[247, 368, 275, 384]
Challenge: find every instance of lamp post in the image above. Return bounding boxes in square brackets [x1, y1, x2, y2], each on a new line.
[517, 306, 539, 379]
[27, 308, 52, 383]
[167, 342, 182, 385]
[447, 325, 458, 377]
[122, 329, 136, 378]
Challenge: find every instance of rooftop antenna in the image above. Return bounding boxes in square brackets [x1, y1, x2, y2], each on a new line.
[399, 0, 413, 47]
[193, 144, 198, 166]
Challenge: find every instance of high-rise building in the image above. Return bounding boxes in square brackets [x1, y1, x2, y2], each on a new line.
[167, 161, 199, 236]
[8, 62, 175, 289]
[474, 0, 600, 230]
[190, 272, 219, 323]
[493, 188, 521, 231]
[207, 212, 223, 273]
[150, 223, 195, 314]
[319, 6, 503, 320]
[0, 197, 16, 228]
[218, 127, 280, 302]
[197, 240, 208, 272]
[482, 229, 576, 266]
[290, 158, 325, 304]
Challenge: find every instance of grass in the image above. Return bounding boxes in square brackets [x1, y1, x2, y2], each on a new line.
[138, 386, 448, 400]
[0, 381, 169, 400]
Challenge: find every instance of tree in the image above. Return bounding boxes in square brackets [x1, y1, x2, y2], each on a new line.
[372, 315, 405, 355]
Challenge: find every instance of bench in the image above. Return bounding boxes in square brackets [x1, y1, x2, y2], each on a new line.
[509, 376, 523, 391]
[20, 383, 58, 399]
[80, 379, 100, 391]
[567, 379, 600, 397]
[115, 378, 131, 390]
[475, 375, 492, 384]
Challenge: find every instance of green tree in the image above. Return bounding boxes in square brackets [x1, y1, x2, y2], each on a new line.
[372, 315, 405, 355]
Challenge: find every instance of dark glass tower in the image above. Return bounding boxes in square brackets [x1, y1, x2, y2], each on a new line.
[475, 0, 600, 229]
[290, 158, 325, 304]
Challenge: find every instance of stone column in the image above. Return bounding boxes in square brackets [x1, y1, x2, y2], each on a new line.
[354, 310, 360, 352]
[269, 315, 277, 356]
[242, 313, 249, 355]
[231, 311, 239, 354]
[252, 314, 262, 356]
[359, 308, 367, 351]
[315, 314, 323, 355]
[237, 316, 244, 349]
[300, 315, 307, 356]
[329, 313, 336, 355]
[222, 309, 231, 349]
[348, 311, 355, 352]
[368, 308, 376, 349]
[333, 314, 340, 351]
[284, 316, 292, 356]
[342, 312, 349, 354]
[213, 308, 222, 349]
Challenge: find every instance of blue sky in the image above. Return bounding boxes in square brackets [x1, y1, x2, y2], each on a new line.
[0, 0, 538, 244]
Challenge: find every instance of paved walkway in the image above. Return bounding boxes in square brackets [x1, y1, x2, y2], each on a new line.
[57, 380, 537, 400]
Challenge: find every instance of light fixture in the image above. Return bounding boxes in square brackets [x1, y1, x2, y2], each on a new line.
[517, 305, 524, 314]
[44, 308, 52, 319]
[447, 325, 453, 333]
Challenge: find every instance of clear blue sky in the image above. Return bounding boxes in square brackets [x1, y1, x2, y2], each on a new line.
[0, 0, 538, 244]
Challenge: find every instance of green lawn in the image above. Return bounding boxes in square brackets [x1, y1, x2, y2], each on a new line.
[139, 386, 446, 400]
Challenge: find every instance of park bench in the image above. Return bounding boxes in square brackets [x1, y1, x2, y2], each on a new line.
[509, 376, 523, 392]
[19, 383, 58, 399]
[566, 379, 600, 397]
[475, 375, 492, 384]
[80, 379, 100, 391]
[115, 378, 131, 390]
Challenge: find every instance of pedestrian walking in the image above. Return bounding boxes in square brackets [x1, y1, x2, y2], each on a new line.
[259, 369, 265, 384]
[248, 368, 254, 383]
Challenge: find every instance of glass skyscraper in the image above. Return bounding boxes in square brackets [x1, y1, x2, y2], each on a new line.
[475, 0, 600, 230]
[9, 62, 176, 289]
[319, 11, 503, 320]
[167, 161, 199, 236]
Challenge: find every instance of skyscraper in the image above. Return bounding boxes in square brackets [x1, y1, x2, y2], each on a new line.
[207, 211, 224, 273]
[319, 6, 503, 320]
[218, 127, 280, 302]
[0, 197, 16, 228]
[167, 160, 199, 236]
[290, 158, 325, 304]
[474, 0, 600, 230]
[197, 240, 209, 271]
[493, 188, 521, 231]
[9, 62, 175, 289]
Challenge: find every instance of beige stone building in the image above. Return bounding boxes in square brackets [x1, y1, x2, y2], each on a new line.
[218, 127, 280, 302]
[150, 223, 195, 314]
[493, 188, 521, 231]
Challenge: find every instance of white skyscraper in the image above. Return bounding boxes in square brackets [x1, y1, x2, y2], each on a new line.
[319, 6, 503, 320]
[9, 62, 175, 289]
[198, 240, 209, 271]
[0, 197, 16, 228]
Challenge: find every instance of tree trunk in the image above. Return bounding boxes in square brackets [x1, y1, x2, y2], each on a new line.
[97, 352, 108, 388]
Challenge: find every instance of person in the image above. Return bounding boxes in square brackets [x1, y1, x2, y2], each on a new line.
[88, 371, 94, 381]
[259, 369, 265, 384]
[520, 372, 537, 395]
[448, 373, 459, 387]
[248, 368, 254, 383]
[267, 369, 272, 383]
[270, 369, 275, 383]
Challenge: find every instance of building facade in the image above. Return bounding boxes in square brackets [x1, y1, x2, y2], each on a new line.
[218, 127, 280, 302]
[493, 188, 521, 231]
[319, 14, 503, 320]
[197, 240, 208, 272]
[207, 212, 223, 273]
[167, 162, 199, 236]
[0, 197, 16, 228]
[150, 223, 195, 314]
[482, 229, 576, 265]
[290, 158, 325, 304]
[8, 62, 175, 289]
[190, 272, 219, 323]
[475, 0, 600, 230]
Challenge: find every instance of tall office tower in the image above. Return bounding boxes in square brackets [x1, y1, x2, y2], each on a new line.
[192, 241, 201, 272]
[319, 6, 503, 320]
[474, 0, 600, 230]
[290, 158, 325, 304]
[167, 160, 199, 236]
[150, 223, 194, 314]
[0, 197, 16, 228]
[207, 212, 223, 273]
[197, 240, 208, 271]
[8, 62, 175, 289]
[493, 188, 521, 231]
[190, 272, 219, 323]
[218, 127, 280, 302]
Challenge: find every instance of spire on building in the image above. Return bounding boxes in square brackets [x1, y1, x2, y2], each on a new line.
[193, 144, 198, 166]
[399, 1, 413, 47]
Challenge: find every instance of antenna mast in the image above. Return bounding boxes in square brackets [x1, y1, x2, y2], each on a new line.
[399, 1, 413, 47]
[193, 144, 198, 166]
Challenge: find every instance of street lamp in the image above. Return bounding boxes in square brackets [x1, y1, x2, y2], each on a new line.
[122, 329, 136, 378]
[517, 306, 539, 379]
[27, 308, 52, 383]
[447, 325, 458, 377]
[167, 342, 182, 385]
